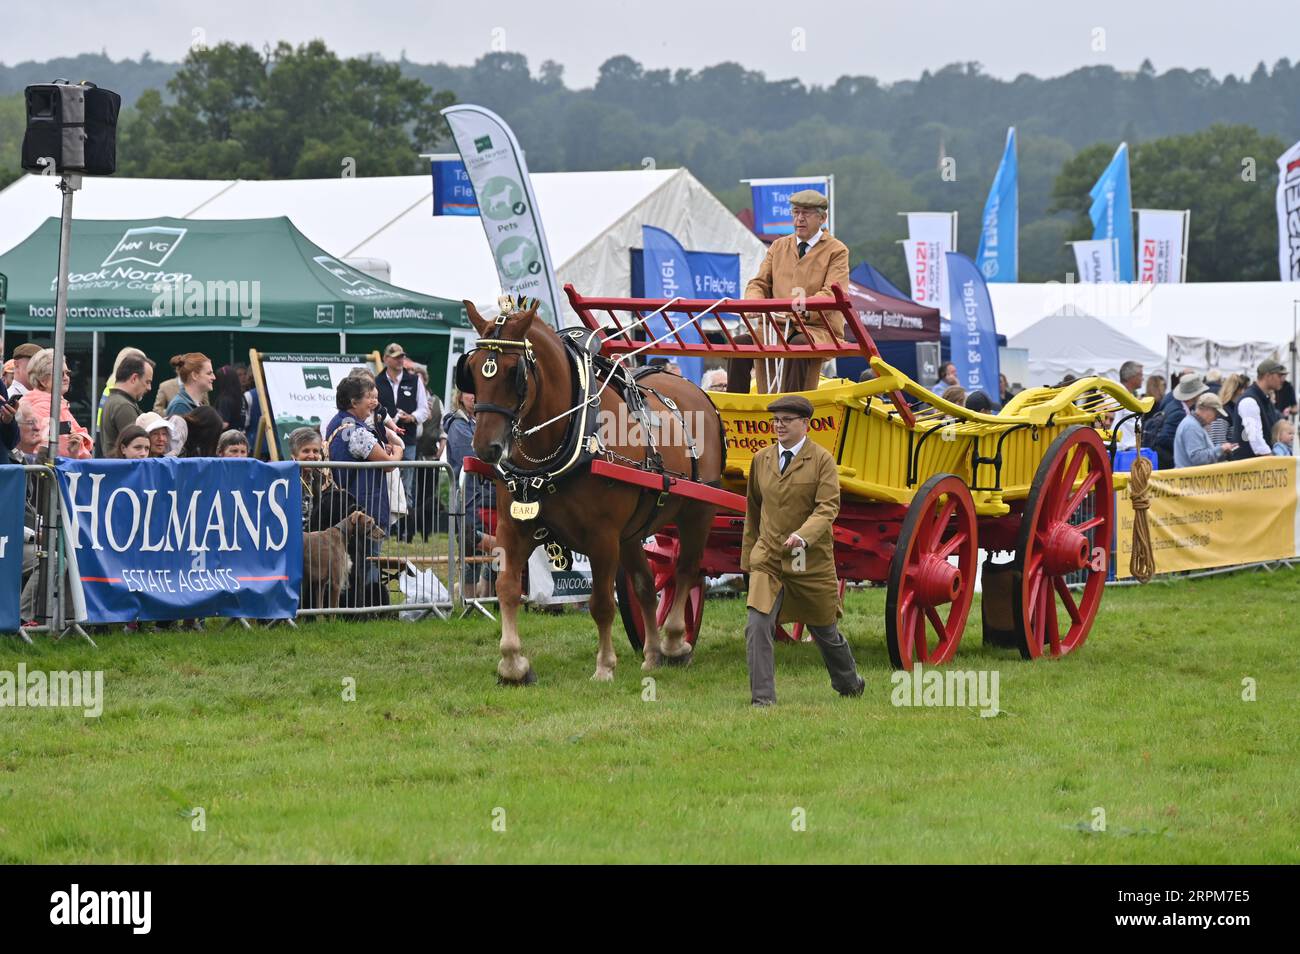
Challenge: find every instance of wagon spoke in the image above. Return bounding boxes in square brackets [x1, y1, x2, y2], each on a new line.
[937, 531, 968, 560]
[913, 609, 929, 662]
[1054, 576, 1081, 624]
[927, 497, 958, 550]
[1060, 470, 1100, 521]
[1045, 586, 1062, 653]
[1073, 515, 1105, 533]
[925, 605, 947, 645]
[1055, 446, 1086, 510]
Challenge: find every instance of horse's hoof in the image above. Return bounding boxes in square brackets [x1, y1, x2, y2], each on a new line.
[662, 649, 693, 668]
[641, 653, 662, 671]
[591, 669, 615, 682]
[497, 667, 538, 687]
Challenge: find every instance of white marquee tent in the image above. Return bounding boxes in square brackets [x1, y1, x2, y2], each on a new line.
[0, 168, 767, 326]
[1007, 306, 1163, 386]
[989, 282, 1300, 378]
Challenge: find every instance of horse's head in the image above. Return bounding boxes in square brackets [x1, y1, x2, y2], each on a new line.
[458, 298, 540, 465]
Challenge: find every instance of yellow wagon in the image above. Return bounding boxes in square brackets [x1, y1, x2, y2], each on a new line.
[567, 284, 1151, 668]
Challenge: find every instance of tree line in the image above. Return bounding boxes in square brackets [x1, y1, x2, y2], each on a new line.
[2, 45, 1295, 283]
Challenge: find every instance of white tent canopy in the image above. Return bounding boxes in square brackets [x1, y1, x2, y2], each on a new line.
[988, 282, 1300, 372]
[1008, 306, 1163, 387]
[0, 169, 767, 325]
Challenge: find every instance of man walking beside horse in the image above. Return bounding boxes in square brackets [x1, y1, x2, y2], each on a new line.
[727, 189, 850, 395]
[740, 395, 864, 706]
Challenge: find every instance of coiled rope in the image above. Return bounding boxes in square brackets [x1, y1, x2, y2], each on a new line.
[1127, 427, 1156, 583]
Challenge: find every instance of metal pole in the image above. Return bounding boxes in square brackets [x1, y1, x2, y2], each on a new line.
[44, 173, 81, 633]
[89, 330, 99, 443]
[340, 332, 346, 356]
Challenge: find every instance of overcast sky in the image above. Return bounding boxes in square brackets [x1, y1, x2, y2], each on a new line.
[3, 0, 1295, 86]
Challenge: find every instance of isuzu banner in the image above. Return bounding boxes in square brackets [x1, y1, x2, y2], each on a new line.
[1136, 209, 1188, 284]
[1276, 139, 1300, 282]
[57, 459, 302, 623]
[903, 212, 956, 315]
[442, 104, 563, 327]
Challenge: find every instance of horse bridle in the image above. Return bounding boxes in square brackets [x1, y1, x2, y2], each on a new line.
[466, 317, 568, 465]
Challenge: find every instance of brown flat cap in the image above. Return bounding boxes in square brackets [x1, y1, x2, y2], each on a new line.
[767, 395, 814, 418]
[788, 189, 828, 211]
[13, 342, 41, 360]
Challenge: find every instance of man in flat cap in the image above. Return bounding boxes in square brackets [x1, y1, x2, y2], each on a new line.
[740, 394, 864, 706]
[727, 189, 850, 395]
[1233, 358, 1289, 459]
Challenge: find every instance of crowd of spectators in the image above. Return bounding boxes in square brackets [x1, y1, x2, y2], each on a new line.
[1, 340, 452, 612]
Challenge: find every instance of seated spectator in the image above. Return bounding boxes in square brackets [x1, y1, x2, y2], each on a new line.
[10, 401, 44, 464]
[164, 353, 215, 417]
[326, 376, 403, 606]
[701, 368, 729, 391]
[289, 426, 336, 529]
[99, 354, 154, 458]
[166, 406, 225, 457]
[115, 425, 152, 460]
[1174, 392, 1235, 467]
[212, 365, 247, 432]
[965, 390, 993, 414]
[19, 348, 92, 459]
[1272, 419, 1294, 457]
[1144, 374, 1167, 405]
[1155, 373, 1206, 470]
[940, 385, 967, 407]
[135, 412, 173, 457]
[217, 429, 249, 458]
[857, 368, 877, 384]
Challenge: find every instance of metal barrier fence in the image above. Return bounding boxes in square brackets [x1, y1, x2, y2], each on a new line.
[16, 465, 58, 644]
[297, 460, 456, 620]
[455, 465, 499, 620]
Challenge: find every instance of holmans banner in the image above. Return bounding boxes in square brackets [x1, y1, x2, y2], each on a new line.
[0, 467, 25, 631]
[57, 459, 302, 623]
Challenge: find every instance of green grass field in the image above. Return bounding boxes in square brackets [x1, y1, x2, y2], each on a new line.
[1, 568, 1297, 864]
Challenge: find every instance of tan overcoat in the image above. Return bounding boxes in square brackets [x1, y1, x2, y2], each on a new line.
[739, 438, 842, 626]
[744, 230, 851, 342]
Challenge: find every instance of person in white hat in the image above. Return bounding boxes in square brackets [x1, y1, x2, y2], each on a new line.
[1153, 372, 1207, 469]
[135, 411, 173, 458]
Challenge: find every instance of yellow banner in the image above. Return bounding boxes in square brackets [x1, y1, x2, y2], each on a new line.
[720, 406, 846, 462]
[1115, 456, 1297, 578]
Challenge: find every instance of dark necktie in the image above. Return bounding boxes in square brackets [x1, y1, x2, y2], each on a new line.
[780, 449, 793, 473]
[797, 241, 809, 259]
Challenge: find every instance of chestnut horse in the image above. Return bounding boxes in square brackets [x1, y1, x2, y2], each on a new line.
[459, 300, 724, 684]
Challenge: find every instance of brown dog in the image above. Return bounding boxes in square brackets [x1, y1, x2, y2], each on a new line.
[302, 510, 386, 613]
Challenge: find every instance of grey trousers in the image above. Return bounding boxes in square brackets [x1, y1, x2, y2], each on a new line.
[746, 588, 860, 704]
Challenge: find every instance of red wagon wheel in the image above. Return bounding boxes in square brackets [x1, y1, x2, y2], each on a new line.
[885, 474, 978, 668]
[1012, 426, 1114, 660]
[615, 534, 705, 653]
